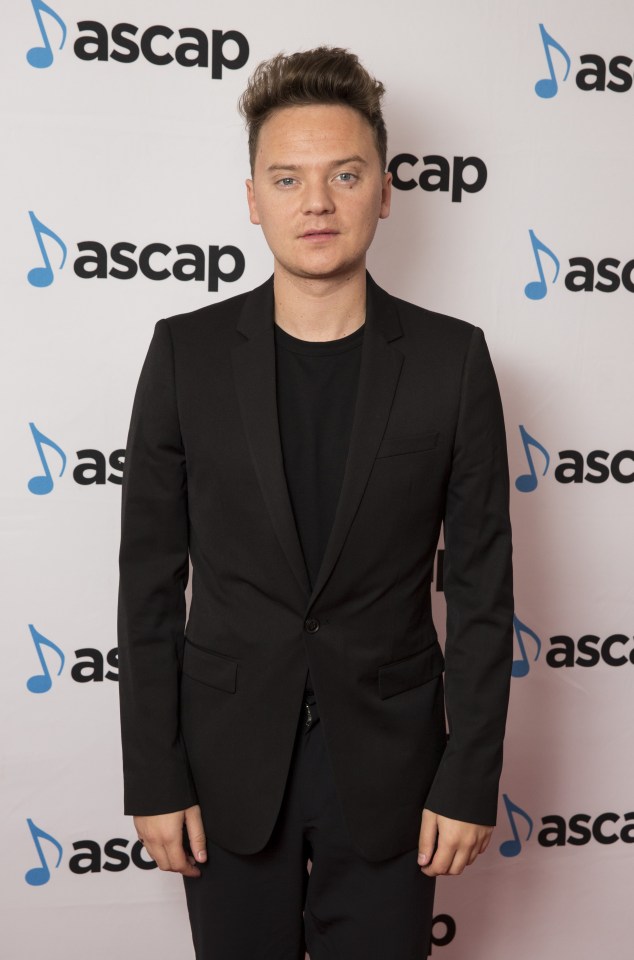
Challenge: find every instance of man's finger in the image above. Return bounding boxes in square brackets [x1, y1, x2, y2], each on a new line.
[165, 838, 201, 878]
[145, 843, 170, 872]
[421, 838, 456, 877]
[446, 849, 471, 875]
[467, 846, 480, 865]
[185, 806, 208, 864]
[479, 834, 491, 855]
[417, 809, 438, 867]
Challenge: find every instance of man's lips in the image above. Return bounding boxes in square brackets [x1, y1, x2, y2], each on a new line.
[300, 229, 339, 239]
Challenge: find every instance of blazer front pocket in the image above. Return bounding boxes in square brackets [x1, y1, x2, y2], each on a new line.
[182, 637, 238, 693]
[375, 429, 439, 459]
[377, 643, 445, 699]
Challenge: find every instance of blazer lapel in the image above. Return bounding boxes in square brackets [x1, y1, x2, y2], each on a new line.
[230, 272, 405, 612]
[231, 275, 311, 599]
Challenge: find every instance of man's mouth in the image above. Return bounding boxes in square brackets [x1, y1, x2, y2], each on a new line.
[301, 229, 338, 238]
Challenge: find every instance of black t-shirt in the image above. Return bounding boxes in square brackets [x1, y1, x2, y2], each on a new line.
[274, 318, 365, 698]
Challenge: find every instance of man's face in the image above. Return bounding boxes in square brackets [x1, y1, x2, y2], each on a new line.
[246, 103, 391, 282]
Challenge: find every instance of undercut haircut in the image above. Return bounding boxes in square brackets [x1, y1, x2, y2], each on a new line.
[238, 46, 388, 174]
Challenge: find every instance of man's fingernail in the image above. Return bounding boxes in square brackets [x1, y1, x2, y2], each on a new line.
[197, 850, 207, 862]
[418, 853, 427, 865]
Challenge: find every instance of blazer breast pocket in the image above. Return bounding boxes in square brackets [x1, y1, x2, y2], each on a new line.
[375, 429, 439, 459]
[182, 637, 238, 693]
[377, 643, 445, 699]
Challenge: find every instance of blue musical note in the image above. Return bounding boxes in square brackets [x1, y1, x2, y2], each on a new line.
[26, 625, 65, 693]
[515, 424, 550, 493]
[27, 0, 67, 69]
[524, 229, 560, 301]
[28, 422, 67, 495]
[512, 615, 542, 678]
[27, 212, 67, 288]
[499, 794, 533, 858]
[535, 23, 571, 99]
[25, 818, 63, 886]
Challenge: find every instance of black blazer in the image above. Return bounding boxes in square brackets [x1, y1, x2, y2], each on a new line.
[117, 272, 514, 862]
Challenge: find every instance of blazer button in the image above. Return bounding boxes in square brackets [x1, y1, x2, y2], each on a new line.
[304, 617, 320, 634]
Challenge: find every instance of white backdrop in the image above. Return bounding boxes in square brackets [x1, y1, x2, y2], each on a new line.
[3, 1, 633, 957]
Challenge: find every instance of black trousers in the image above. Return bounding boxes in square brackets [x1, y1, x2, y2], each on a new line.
[184, 690, 436, 959]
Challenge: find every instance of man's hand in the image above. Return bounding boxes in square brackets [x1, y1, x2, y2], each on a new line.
[417, 807, 492, 877]
[134, 804, 207, 877]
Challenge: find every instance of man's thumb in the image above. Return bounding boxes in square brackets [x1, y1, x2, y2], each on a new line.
[418, 808, 438, 865]
[186, 806, 207, 863]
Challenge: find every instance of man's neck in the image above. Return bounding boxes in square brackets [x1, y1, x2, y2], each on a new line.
[272, 264, 367, 342]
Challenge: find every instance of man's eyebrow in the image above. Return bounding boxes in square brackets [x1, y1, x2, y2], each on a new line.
[330, 155, 368, 167]
[265, 155, 369, 173]
[266, 163, 301, 173]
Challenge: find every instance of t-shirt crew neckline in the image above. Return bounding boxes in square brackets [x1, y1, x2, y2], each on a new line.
[273, 320, 365, 357]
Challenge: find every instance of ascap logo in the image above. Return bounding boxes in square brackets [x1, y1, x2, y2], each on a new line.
[524, 231, 559, 300]
[26, 212, 245, 291]
[498, 795, 634, 856]
[515, 425, 550, 491]
[27, 212, 67, 287]
[535, 23, 634, 98]
[499, 795, 533, 857]
[387, 155, 487, 202]
[25, 623, 118, 693]
[512, 615, 541, 678]
[27, 422, 124, 495]
[515, 426, 634, 491]
[26, 2, 249, 78]
[547, 634, 634, 669]
[25, 820, 63, 884]
[540, 812, 634, 847]
[26, 0, 66, 68]
[524, 230, 634, 299]
[24, 819, 154, 885]
[534, 24, 570, 99]
[511, 618, 633, 674]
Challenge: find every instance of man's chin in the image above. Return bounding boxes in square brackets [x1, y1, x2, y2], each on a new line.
[275, 258, 365, 283]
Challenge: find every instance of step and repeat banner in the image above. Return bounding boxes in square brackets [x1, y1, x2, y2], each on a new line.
[3, 1, 632, 957]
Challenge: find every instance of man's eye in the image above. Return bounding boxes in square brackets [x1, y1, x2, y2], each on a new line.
[337, 172, 357, 182]
[278, 177, 295, 186]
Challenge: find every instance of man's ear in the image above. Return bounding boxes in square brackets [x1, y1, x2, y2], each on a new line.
[246, 179, 261, 225]
[379, 170, 392, 220]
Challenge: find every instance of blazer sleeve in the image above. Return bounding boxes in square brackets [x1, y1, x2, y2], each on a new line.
[424, 325, 514, 826]
[117, 318, 198, 816]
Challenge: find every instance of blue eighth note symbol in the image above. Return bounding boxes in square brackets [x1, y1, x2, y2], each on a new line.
[499, 795, 533, 858]
[28, 422, 67, 495]
[27, 212, 67, 288]
[535, 23, 571, 99]
[26, 625, 65, 693]
[516, 425, 550, 493]
[25, 819, 63, 885]
[27, 0, 67, 68]
[524, 229, 560, 301]
[512, 615, 542, 678]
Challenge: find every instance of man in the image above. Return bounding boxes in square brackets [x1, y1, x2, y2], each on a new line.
[118, 46, 514, 959]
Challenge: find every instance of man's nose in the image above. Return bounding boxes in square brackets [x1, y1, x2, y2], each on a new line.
[302, 180, 335, 215]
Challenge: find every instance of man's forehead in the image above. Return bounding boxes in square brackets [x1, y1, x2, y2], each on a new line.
[255, 105, 376, 165]
[265, 154, 368, 173]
